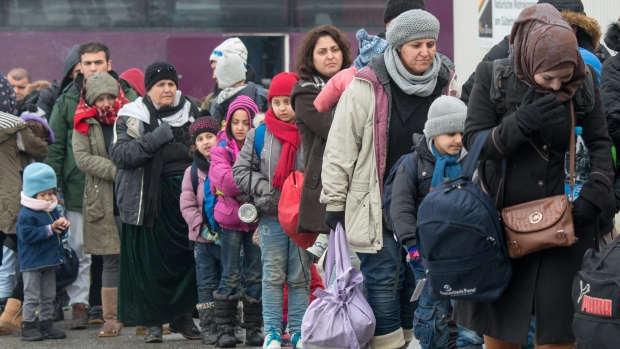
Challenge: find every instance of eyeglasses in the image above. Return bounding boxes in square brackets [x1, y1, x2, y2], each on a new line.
[149, 66, 176, 78]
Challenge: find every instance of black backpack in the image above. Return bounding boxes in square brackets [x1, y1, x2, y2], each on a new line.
[415, 130, 512, 302]
[572, 235, 620, 348]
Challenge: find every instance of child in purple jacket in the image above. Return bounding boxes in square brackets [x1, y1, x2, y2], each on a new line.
[179, 116, 222, 345]
[209, 95, 263, 347]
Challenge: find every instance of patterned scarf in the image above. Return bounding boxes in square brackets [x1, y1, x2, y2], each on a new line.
[74, 85, 130, 136]
[510, 3, 585, 102]
[312, 75, 327, 90]
[264, 108, 301, 190]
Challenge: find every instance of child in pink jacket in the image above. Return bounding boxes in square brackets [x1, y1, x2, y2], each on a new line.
[209, 95, 263, 347]
[179, 116, 222, 345]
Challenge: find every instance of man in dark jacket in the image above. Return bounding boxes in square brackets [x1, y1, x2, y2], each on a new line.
[44, 40, 137, 330]
[36, 45, 81, 120]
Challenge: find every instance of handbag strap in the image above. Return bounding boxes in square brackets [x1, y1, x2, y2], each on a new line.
[499, 102, 576, 208]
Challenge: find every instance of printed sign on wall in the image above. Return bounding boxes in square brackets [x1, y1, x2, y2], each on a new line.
[479, 0, 538, 48]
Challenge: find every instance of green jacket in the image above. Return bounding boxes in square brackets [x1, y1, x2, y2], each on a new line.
[45, 72, 137, 212]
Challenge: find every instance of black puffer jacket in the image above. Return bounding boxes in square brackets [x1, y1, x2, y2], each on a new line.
[390, 133, 467, 250]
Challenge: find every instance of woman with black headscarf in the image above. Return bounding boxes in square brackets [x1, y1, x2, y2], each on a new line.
[454, 5, 613, 348]
[109, 61, 201, 343]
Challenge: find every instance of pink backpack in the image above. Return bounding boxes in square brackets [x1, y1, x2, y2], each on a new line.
[301, 223, 375, 349]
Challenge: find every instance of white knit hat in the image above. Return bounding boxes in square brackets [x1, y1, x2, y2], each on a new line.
[424, 96, 467, 139]
[214, 52, 247, 89]
[210, 37, 248, 63]
[386, 9, 440, 48]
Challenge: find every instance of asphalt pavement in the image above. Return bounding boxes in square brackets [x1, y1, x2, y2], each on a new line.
[1, 308, 422, 349]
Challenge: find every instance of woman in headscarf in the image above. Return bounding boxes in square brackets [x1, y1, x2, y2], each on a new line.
[319, 9, 458, 348]
[72, 71, 129, 337]
[109, 61, 201, 343]
[453, 4, 613, 348]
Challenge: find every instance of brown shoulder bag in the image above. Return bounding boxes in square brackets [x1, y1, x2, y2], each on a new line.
[501, 103, 579, 258]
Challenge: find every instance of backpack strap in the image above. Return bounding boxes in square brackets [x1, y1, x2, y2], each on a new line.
[490, 58, 514, 118]
[402, 152, 419, 188]
[573, 66, 595, 124]
[191, 162, 199, 195]
[460, 129, 491, 179]
[254, 124, 266, 161]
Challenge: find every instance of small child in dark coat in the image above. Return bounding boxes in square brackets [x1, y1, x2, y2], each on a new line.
[16, 162, 70, 341]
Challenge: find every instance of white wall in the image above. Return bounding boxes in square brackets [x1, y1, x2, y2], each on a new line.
[453, 0, 620, 86]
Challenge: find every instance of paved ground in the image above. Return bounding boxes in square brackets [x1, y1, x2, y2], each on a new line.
[1, 308, 423, 348]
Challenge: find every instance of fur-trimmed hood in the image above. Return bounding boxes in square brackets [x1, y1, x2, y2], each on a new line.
[252, 112, 265, 128]
[562, 10, 602, 52]
[604, 19, 620, 52]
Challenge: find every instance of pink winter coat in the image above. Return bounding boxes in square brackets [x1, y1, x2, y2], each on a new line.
[180, 166, 211, 243]
[208, 136, 258, 232]
[313, 66, 358, 113]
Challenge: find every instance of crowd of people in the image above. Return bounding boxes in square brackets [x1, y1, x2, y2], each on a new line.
[0, 0, 619, 348]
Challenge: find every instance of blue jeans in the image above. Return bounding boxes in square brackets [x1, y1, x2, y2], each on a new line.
[0, 247, 18, 298]
[412, 267, 450, 348]
[218, 228, 262, 300]
[357, 229, 414, 336]
[450, 301, 484, 349]
[258, 217, 312, 334]
[194, 241, 222, 303]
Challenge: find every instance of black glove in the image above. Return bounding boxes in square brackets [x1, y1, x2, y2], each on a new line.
[150, 122, 174, 146]
[516, 87, 565, 136]
[572, 197, 601, 228]
[325, 211, 346, 231]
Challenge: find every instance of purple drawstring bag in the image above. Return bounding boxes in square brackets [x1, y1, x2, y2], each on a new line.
[301, 223, 375, 349]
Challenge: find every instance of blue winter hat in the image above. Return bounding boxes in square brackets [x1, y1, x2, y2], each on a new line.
[354, 29, 389, 69]
[22, 163, 57, 198]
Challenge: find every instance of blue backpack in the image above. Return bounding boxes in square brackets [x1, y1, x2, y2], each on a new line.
[415, 130, 512, 302]
[382, 152, 418, 232]
[254, 123, 266, 160]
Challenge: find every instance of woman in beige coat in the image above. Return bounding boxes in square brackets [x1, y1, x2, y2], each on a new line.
[72, 72, 129, 337]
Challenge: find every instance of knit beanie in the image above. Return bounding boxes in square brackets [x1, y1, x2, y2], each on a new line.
[356, 29, 389, 67]
[120, 68, 146, 97]
[226, 96, 258, 139]
[383, 0, 426, 24]
[424, 96, 467, 139]
[215, 53, 247, 89]
[537, 0, 585, 14]
[387, 9, 440, 48]
[144, 61, 178, 92]
[22, 162, 57, 198]
[85, 72, 119, 105]
[267, 72, 300, 103]
[190, 116, 220, 144]
[210, 37, 248, 63]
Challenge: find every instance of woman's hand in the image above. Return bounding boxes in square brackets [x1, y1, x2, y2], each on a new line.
[516, 87, 565, 136]
[252, 230, 260, 246]
[150, 122, 174, 146]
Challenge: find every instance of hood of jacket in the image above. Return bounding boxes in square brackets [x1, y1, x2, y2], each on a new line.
[604, 20, 620, 52]
[562, 10, 602, 52]
[60, 44, 80, 92]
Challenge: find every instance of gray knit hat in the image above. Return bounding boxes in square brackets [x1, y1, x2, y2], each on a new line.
[424, 96, 466, 139]
[85, 72, 119, 105]
[386, 9, 440, 48]
[215, 52, 247, 89]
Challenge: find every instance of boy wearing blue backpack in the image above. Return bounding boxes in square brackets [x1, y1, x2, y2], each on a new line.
[390, 96, 483, 349]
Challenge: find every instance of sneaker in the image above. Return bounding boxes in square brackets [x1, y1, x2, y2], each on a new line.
[291, 332, 303, 349]
[263, 327, 282, 349]
[88, 306, 104, 325]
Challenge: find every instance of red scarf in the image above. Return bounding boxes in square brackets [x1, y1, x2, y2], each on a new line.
[264, 108, 301, 190]
[74, 86, 130, 136]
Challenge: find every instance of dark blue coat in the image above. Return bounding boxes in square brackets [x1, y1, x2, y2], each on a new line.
[16, 207, 66, 272]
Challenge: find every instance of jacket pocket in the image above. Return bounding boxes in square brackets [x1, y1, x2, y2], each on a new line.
[214, 202, 235, 224]
[84, 182, 105, 222]
[346, 180, 372, 246]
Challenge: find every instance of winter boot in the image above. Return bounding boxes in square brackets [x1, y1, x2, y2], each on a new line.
[197, 302, 218, 344]
[214, 290, 238, 348]
[234, 301, 244, 344]
[69, 303, 88, 330]
[52, 292, 64, 322]
[168, 310, 201, 340]
[98, 287, 122, 337]
[144, 325, 163, 343]
[241, 288, 264, 346]
[39, 319, 66, 339]
[0, 298, 23, 332]
[20, 321, 43, 341]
